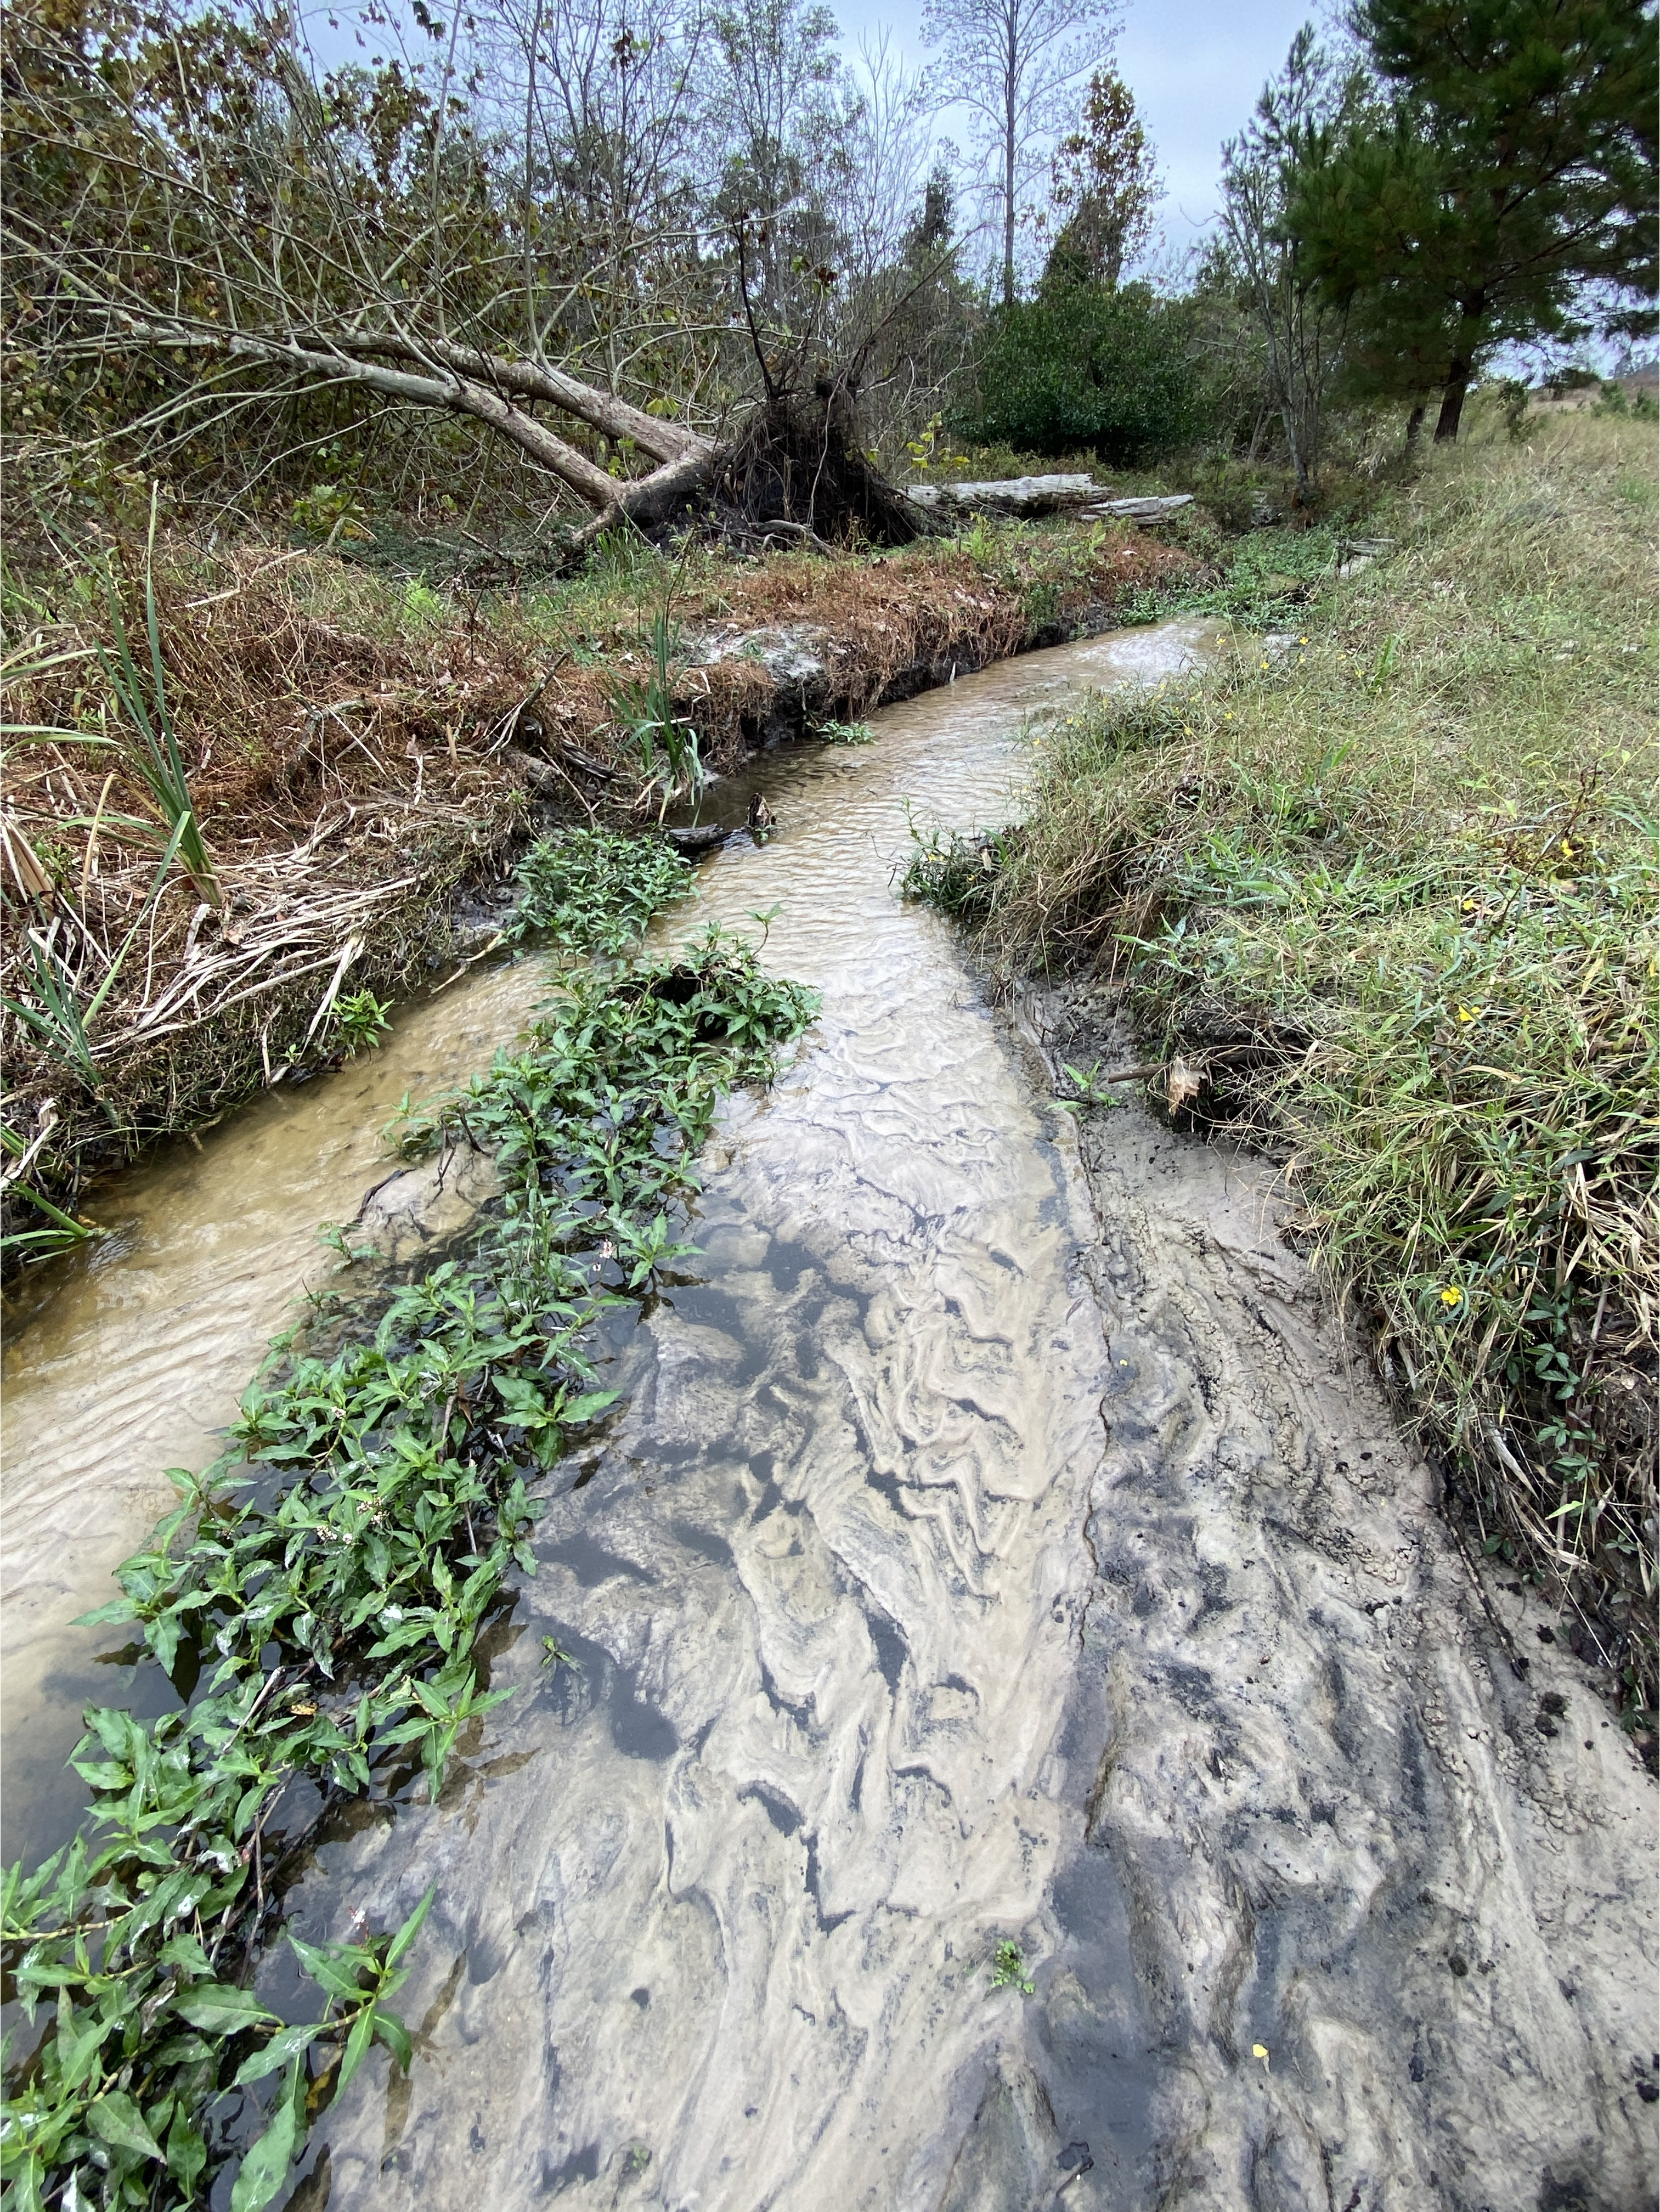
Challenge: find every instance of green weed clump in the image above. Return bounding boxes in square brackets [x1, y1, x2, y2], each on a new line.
[505, 827, 693, 955]
[964, 413, 1659, 1710]
[902, 826, 1027, 926]
[1114, 520, 1348, 628]
[1, 929, 817, 2211]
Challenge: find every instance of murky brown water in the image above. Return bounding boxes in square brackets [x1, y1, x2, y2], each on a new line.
[1, 620, 1215, 1869]
[5, 616, 1653, 2212]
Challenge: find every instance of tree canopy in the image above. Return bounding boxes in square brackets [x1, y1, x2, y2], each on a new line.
[1289, 0, 1658, 437]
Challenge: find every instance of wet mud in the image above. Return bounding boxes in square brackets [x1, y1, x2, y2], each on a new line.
[2, 619, 1652, 2210]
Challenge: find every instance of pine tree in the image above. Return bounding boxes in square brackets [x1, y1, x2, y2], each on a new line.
[1290, 0, 1658, 440]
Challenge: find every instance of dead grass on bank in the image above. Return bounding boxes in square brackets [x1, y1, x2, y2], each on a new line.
[1, 516, 1195, 1248]
[960, 412, 1659, 1711]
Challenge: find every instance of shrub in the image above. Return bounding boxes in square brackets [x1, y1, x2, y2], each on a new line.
[953, 283, 1216, 464]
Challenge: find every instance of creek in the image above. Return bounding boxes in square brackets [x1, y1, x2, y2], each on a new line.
[2, 618, 1652, 2211]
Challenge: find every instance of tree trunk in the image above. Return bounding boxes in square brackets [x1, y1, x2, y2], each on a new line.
[131, 321, 709, 523]
[1003, 92, 1018, 307]
[1434, 304, 1483, 444]
[90, 320, 926, 561]
[1281, 395, 1312, 501]
[331, 334, 709, 464]
[1435, 367, 1470, 443]
[1404, 399, 1427, 451]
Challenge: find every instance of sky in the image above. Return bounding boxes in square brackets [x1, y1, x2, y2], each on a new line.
[831, 0, 1322, 258]
[307, 0, 1322, 264]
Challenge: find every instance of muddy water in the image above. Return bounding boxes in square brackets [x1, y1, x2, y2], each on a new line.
[1, 958, 551, 1857]
[5, 616, 1655, 2211]
[1, 619, 1209, 1865]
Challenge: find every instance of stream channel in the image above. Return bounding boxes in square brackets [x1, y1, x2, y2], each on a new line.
[3, 620, 1654, 2212]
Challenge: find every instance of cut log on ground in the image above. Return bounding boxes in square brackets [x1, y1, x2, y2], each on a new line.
[905, 474, 1104, 518]
[1077, 494, 1195, 526]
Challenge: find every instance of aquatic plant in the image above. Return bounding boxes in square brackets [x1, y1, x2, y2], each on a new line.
[0, 930, 818, 2211]
[901, 821, 1026, 926]
[504, 826, 693, 955]
[331, 988, 391, 1056]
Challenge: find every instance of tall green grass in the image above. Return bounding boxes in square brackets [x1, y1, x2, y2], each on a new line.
[968, 411, 1659, 1713]
[15, 499, 223, 905]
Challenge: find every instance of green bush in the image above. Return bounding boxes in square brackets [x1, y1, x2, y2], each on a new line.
[953, 283, 1216, 463]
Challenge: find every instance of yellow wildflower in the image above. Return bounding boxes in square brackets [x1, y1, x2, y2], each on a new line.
[1440, 1286, 1464, 1308]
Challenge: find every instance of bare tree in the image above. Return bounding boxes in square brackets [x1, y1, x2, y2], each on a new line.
[921, 0, 1120, 306]
[1, 3, 710, 542]
[2, 0, 953, 550]
[1219, 27, 1353, 500]
[488, 0, 714, 379]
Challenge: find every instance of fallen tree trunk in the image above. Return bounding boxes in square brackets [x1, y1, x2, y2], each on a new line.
[328, 333, 710, 466]
[117, 318, 713, 537]
[86, 316, 935, 560]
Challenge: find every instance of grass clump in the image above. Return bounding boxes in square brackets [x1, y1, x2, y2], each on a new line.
[988, 1940, 1035, 1994]
[505, 827, 693, 954]
[1, 929, 816, 2211]
[1114, 518, 1351, 629]
[958, 413, 1659, 1716]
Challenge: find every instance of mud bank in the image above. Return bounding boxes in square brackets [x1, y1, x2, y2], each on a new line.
[1010, 978, 1657, 2211]
[4, 620, 1651, 2212]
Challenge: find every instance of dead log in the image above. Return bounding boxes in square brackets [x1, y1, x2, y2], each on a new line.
[88, 318, 933, 562]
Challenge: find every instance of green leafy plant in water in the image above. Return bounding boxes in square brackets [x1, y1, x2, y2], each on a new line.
[1, 930, 818, 2210]
[612, 1210, 700, 1287]
[989, 1941, 1035, 1994]
[818, 719, 874, 746]
[317, 1220, 375, 1268]
[332, 987, 392, 1055]
[505, 827, 693, 955]
[900, 814, 1024, 927]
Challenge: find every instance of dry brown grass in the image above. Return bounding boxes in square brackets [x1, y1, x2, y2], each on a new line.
[1, 518, 1195, 1248]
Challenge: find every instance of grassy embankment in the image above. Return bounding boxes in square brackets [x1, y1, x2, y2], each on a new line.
[1, 515, 1192, 1260]
[916, 410, 1658, 1715]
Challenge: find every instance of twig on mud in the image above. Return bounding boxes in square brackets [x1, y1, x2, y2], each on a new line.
[1439, 1489, 1531, 1680]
